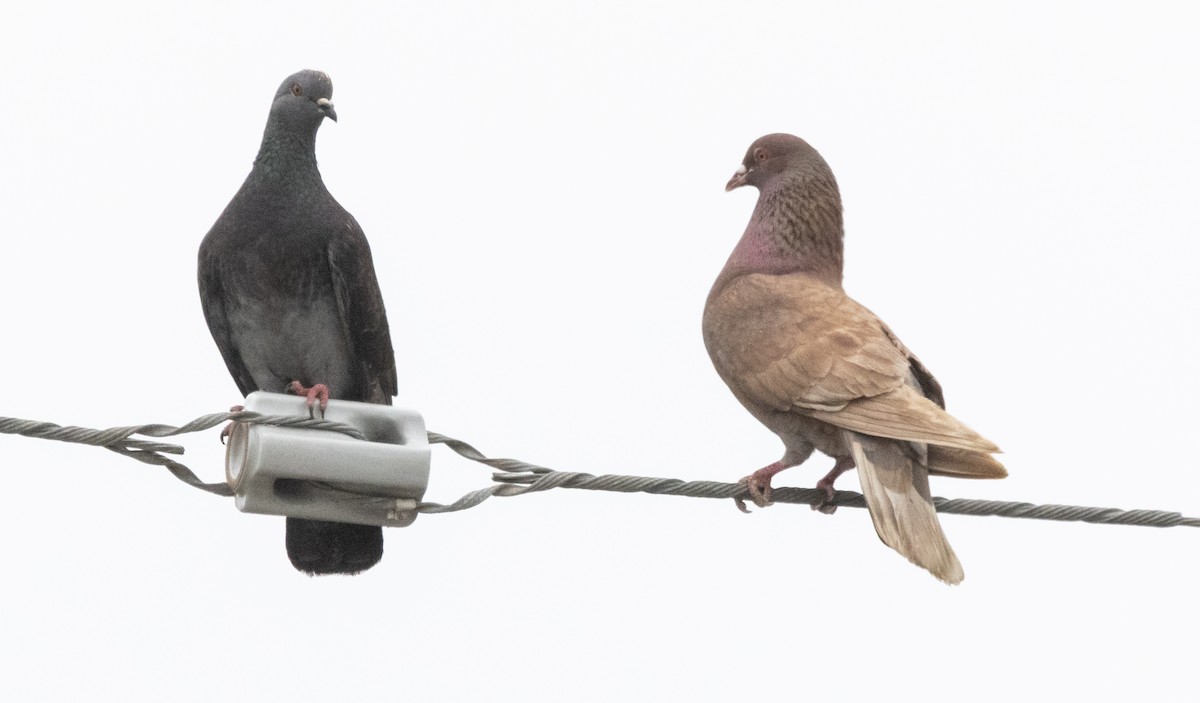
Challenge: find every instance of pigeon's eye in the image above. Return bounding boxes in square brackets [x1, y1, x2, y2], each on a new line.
[754, 148, 768, 163]
[291, 83, 303, 97]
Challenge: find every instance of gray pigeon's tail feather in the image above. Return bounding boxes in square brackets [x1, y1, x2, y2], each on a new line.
[844, 430, 964, 584]
[286, 518, 383, 575]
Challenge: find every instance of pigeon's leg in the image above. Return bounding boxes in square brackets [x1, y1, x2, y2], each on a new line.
[735, 461, 792, 513]
[288, 381, 330, 417]
[219, 404, 245, 446]
[814, 456, 855, 515]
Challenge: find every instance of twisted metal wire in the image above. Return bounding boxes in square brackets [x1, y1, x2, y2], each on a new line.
[423, 432, 1200, 528]
[3, 412, 1198, 529]
[0, 412, 363, 498]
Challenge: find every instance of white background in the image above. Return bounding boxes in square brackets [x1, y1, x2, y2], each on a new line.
[3, 2, 1198, 700]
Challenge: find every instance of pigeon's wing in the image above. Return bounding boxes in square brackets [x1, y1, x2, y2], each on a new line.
[704, 272, 996, 452]
[705, 272, 908, 411]
[875, 312, 1006, 475]
[198, 238, 257, 397]
[327, 218, 397, 405]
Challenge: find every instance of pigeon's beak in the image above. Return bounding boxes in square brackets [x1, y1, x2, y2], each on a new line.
[317, 98, 338, 122]
[725, 164, 749, 192]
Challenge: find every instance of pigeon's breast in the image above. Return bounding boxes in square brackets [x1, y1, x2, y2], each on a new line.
[225, 293, 357, 398]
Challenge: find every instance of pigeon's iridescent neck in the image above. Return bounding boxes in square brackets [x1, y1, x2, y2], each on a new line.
[723, 176, 845, 287]
[253, 123, 322, 182]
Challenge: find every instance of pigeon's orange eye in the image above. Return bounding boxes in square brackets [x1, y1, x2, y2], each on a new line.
[754, 148, 768, 162]
[291, 83, 303, 96]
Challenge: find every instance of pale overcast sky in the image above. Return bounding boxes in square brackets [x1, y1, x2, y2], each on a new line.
[3, 2, 1198, 701]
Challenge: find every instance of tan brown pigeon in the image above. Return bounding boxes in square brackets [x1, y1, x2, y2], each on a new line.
[703, 133, 1005, 584]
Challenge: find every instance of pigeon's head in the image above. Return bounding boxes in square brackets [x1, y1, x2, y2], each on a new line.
[725, 133, 826, 192]
[268, 70, 338, 130]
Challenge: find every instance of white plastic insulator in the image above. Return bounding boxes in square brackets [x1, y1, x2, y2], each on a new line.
[225, 391, 430, 527]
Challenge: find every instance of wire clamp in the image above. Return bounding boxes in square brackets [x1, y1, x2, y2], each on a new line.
[225, 391, 430, 527]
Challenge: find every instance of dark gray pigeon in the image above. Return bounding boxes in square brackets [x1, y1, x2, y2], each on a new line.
[198, 70, 397, 575]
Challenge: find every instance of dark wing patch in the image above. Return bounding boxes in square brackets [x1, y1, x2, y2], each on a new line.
[907, 354, 945, 409]
[327, 218, 398, 405]
[198, 244, 258, 397]
[877, 319, 945, 409]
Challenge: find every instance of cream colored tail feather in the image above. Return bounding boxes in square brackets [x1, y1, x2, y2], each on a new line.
[844, 430, 964, 585]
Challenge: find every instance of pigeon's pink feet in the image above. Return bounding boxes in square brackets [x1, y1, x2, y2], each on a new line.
[288, 381, 330, 416]
[814, 457, 854, 514]
[219, 404, 245, 446]
[734, 461, 790, 513]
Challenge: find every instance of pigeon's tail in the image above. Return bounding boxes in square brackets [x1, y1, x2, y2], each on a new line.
[843, 430, 964, 585]
[285, 518, 384, 575]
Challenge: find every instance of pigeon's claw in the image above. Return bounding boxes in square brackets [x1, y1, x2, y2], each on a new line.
[735, 475, 774, 513]
[219, 404, 245, 445]
[288, 381, 331, 417]
[813, 482, 838, 515]
[746, 473, 775, 507]
[813, 457, 854, 515]
[734, 461, 789, 512]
